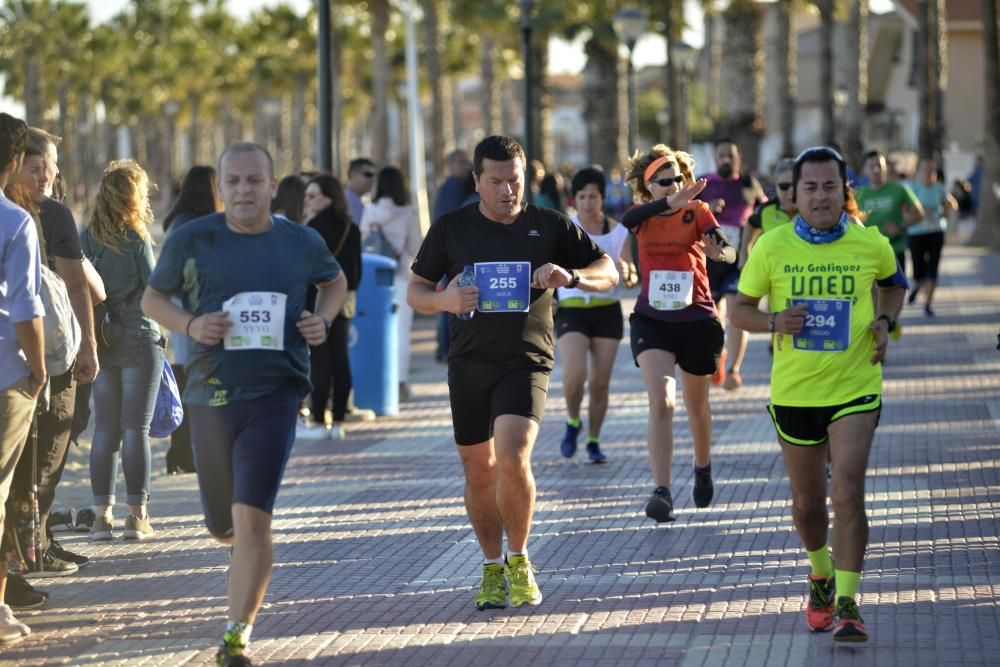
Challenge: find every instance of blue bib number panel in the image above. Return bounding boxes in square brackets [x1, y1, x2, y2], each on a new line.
[475, 262, 531, 313]
[790, 298, 851, 352]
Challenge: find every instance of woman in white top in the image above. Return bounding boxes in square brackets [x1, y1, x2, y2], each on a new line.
[555, 168, 637, 463]
[360, 166, 423, 400]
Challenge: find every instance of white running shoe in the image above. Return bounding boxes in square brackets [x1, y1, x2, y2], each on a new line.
[295, 422, 329, 440]
[0, 604, 30, 639]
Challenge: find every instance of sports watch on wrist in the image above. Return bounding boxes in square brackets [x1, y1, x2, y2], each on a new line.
[568, 269, 581, 289]
[876, 314, 896, 332]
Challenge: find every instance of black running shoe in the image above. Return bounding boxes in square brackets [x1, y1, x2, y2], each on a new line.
[832, 596, 868, 642]
[4, 574, 48, 610]
[645, 487, 675, 523]
[693, 464, 714, 508]
[75, 508, 96, 532]
[48, 539, 90, 568]
[586, 441, 607, 464]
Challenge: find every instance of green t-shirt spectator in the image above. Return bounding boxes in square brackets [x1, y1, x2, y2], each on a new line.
[855, 181, 921, 253]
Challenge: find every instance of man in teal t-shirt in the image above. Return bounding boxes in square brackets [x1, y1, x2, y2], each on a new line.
[855, 151, 923, 271]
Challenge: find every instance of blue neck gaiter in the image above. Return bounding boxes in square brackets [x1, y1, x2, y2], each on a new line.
[794, 212, 848, 244]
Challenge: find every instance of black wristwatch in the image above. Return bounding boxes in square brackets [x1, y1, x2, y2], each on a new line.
[876, 314, 896, 333]
[568, 269, 581, 289]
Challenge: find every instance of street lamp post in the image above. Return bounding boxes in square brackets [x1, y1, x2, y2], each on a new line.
[671, 42, 697, 149]
[520, 0, 536, 202]
[614, 8, 647, 154]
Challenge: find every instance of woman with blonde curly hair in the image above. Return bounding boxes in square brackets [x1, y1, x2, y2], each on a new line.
[621, 145, 737, 523]
[81, 160, 163, 541]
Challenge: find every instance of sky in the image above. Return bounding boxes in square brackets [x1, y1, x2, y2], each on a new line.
[1, 0, 898, 116]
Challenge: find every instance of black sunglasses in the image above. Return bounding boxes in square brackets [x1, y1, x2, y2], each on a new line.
[652, 176, 685, 187]
[777, 182, 793, 191]
[362, 171, 376, 178]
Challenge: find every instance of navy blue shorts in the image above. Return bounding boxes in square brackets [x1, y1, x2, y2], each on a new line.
[187, 381, 300, 538]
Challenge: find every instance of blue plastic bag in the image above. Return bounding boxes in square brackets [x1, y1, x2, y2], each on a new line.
[150, 359, 184, 438]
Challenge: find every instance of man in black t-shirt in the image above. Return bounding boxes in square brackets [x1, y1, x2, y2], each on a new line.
[408, 135, 617, 610]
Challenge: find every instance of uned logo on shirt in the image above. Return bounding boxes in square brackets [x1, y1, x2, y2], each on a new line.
[682, 210, 695, 224]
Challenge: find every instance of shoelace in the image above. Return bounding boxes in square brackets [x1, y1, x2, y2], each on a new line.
[507, 560, 537, 586]
[836, 598, 862, 621]
[481, 566, 504, 591]
[809, 578, 834, 606]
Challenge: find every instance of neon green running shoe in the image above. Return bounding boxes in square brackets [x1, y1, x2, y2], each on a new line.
[475, 562, 507, 610]
[504, 554, 542, 607]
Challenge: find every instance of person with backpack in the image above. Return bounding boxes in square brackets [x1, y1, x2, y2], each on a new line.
[360, 166, 422, 401]
[81, 160, 163, 541]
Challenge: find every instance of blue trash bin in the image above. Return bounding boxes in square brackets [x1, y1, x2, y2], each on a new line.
[348, 252, 399, 416]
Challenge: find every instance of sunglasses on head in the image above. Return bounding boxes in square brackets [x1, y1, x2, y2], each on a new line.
[777, 182, 793, 191]
[652, 175, 685, 187]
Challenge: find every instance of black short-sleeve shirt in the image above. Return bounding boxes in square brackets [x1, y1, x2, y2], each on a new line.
[411, 202, 605, 369]
[40, 198, 83, 265]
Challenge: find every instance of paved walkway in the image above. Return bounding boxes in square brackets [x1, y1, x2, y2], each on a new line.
[3, 244, 998, 666]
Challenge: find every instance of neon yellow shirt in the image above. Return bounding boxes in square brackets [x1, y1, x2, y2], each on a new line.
[738, 222, 897, 406]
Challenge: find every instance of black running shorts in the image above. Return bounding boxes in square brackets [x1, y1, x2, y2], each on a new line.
[629, 313, 725, 376]
[768, 394, 882, 446]
[447, 358, 551, 445]
[554, 302, 624, 340]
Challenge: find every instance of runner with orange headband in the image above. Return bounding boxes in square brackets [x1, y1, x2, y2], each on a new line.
[622, 145, 737, 523]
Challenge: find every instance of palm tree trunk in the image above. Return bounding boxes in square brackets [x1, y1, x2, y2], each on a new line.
[817, 0, 836, 145]
[722, 0, 765, 171]
[24, 59, 44, 125]
[530, 28, 552, 167]
[917, 0, 947, 158]
[292, 74, 306, 172]
[665, 33, 681, 147]
[57, 85, 73, 198]
[583, 32, 625, 171]
[703, 4, 722, 121]
[481, 37, 502, 136]
[188, 93, 201, 167]
[846, 0, 869, 174]
[776, 0, 797, 157]
[370, 0, 391, 166]
[423, 0, 446, 190]
[971, 0, 999, 248]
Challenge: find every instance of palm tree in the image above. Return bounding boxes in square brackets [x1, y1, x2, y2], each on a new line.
[916, 0, 947, 159]
[722, 0, 765, 170]
[815, 0, 836, 145]
[775, 0, 797, 157]
[561, 0, 627, 171]
[422, 0, 450, 191]
[971, 0, 999, 249]
[845, 0, 868, 174]
[369, 0, 391, 166]
[702, 0, 722, 123]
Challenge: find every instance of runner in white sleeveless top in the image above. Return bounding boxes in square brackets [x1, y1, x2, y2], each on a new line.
[555, 168, 636, 463]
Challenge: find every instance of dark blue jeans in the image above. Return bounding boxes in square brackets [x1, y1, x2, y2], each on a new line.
[90, 339, 163, 506]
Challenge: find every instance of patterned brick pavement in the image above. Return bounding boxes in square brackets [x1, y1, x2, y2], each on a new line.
[3, 245, 998, 666]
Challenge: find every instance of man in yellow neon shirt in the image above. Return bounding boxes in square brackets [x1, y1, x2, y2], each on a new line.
[731, 146, 906, 643]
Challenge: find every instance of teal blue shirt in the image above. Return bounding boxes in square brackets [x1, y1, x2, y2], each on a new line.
[148, 214, 341, 406]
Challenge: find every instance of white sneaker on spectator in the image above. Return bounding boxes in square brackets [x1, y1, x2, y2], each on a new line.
[0, 603, 30, 641]
[295, 422, 328, 440]
[343, 408, 375, 423]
